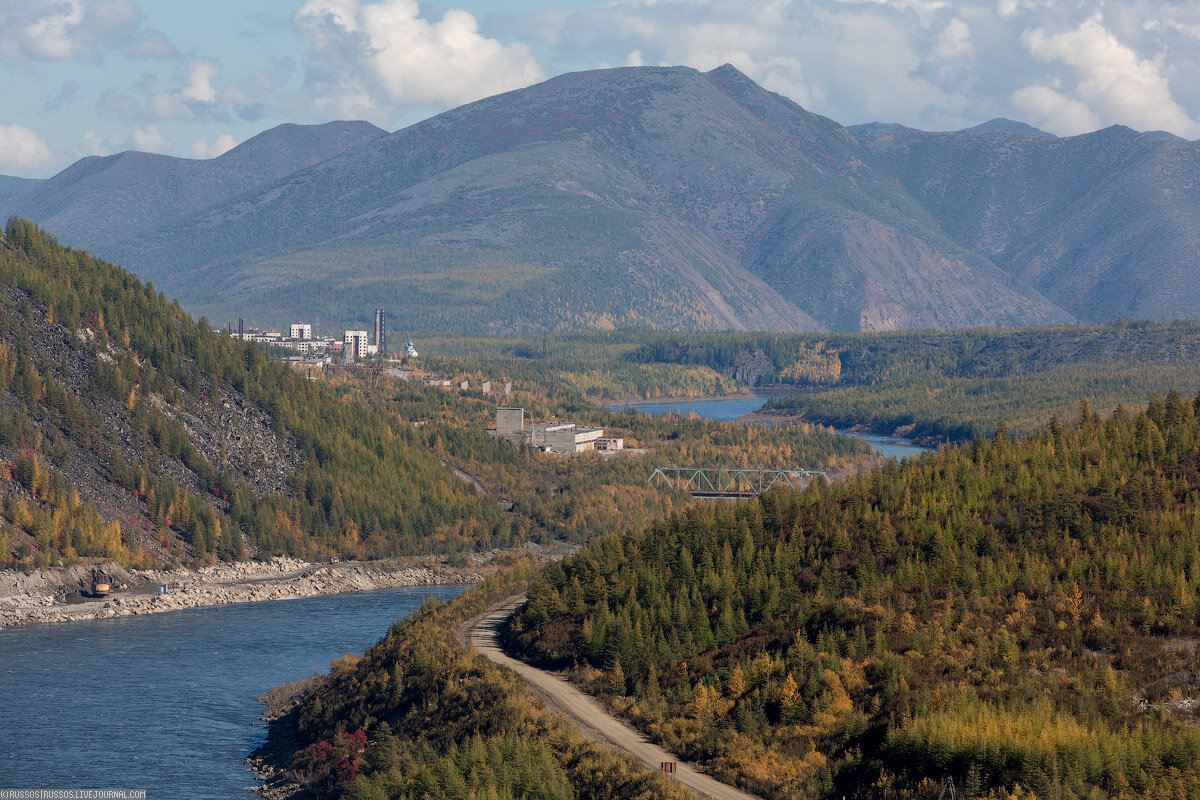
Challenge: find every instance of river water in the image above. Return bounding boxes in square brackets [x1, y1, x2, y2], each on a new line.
[0, 585, 463, 797]
[613, 396, 930, 460]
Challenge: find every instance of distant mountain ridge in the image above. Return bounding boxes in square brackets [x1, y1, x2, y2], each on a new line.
[0, 175, 42, 198]
[965, 118, 1055, 137]
[5, 66, 1199, 333]
[0, 121, 386, 248]
[853, 122, 1200, 322]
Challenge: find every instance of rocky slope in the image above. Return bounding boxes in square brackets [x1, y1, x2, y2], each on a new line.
[0, 278, 299, 564]
[0, 219, 515, 570]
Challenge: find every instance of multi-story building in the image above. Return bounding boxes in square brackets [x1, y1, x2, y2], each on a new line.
[290, 323, 312, 340]
[344, 330, 371, 361]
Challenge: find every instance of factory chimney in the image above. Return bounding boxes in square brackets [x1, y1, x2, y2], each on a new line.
[374, 308, 386, 356]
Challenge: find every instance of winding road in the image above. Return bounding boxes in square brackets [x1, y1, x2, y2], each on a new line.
[457, 596, 762, 800]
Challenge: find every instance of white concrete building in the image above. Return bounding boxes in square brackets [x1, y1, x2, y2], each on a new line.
[344, 330, 370, 361]
[528, 422, 605, 454]
[290, 323, 312, 340]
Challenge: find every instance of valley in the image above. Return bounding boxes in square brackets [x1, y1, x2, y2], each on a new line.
[4, 58, 1200, 800]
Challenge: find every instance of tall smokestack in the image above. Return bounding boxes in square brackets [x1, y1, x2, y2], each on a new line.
[238, 318, 243, 338]
[374, 308, 386, 356]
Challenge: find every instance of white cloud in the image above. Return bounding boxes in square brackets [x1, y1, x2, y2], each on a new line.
[292, 0, 545, 121]
[181, 59, 219, 104]
[841, 0, 949, 26]
[45, 80, 82, 111]
[995, 0, 1056, 20]
[498, 0, 1200, 137]
[80, 130, 113, 156]
[0, 124, 57, 173]
[189, 133, 237, 158]
[1022, 14, 1200, 136]
[100, 59, 226, 123]
[82, 0, 141, 38]
[2, 0, 86, 61]
[934, 18, 974, 61]
[1012, 83, 1100, 134]
[80, 123, 173, 156]
[0, 0, 163, 62]
[129, 123, 171, 153]
[129, 29, 179, 60]
[143, 60, 222, 120]
[534, 1, 964, 128]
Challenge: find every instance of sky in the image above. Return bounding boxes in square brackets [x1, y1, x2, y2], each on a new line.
[3, 0, 1200, 177]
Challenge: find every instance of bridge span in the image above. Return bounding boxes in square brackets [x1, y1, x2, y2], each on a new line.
[648, 466, 828, 498]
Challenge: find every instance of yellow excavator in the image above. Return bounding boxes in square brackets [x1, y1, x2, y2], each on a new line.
[90, 571, 111, 598]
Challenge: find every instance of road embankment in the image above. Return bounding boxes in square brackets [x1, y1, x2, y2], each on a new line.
[0, 556, 484, 629]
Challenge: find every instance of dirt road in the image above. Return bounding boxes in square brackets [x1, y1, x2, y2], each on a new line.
[457, 596, 762, 800]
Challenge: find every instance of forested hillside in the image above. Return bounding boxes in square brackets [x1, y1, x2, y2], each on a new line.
[0, 219, 510, 568]
[258, 567, 690, 800]
[508, 393, 1200, 799]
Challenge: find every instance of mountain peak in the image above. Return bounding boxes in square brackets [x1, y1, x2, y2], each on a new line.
[966, 118, 1055, 137]
[705, 63, 752, 82]
[703, 63, 778, 101]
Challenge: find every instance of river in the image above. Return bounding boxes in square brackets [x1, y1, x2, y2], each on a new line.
[613, 396, 930, 460]
[0, 585, 464, 797]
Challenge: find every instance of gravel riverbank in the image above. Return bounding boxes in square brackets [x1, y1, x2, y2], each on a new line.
[0, 556, 485, 629]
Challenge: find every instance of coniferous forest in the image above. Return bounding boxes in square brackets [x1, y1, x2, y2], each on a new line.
[505, 395, 1200, 799]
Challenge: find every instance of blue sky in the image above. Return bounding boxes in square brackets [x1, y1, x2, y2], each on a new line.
[4, 0, 1200, 177]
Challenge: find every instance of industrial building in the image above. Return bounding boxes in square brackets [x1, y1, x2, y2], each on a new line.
[489, 407, 608, 455]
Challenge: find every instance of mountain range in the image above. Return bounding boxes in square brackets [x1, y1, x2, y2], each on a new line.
[3, 65, 1198, 334]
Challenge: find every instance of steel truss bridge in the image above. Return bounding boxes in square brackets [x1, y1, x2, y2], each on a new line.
[648, 466, 828, 498]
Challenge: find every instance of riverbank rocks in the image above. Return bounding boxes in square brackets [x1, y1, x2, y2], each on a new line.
[0, 556, 484, 628]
